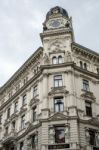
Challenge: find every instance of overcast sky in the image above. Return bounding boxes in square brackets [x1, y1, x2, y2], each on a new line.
[0, 0, 99, 86]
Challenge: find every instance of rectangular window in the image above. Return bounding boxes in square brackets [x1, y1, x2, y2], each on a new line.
[83, 79, 89, 91]
[0, 115, 2, 124]
[14, 101, 18, 112]
[12, 121, 16, 130]
[21, 115, 25, 129]
[54, 97, 64, 112]
[33, 85, 38, 97]
[7, 108, 10, 119]
[85, 101, 92, 117]
[20, 142, 24, 150]
[33, 106, 36, 122]
[32, 135, 36, 148]
[89, 130, 96, 146]
[22, 94, 26, 106]
[5, 126, 8, 135]
[54, 75, 63, 87]
[55, 126, 65, 143]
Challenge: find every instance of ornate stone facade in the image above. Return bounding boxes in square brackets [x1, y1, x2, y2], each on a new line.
[0, 6, 99, 150]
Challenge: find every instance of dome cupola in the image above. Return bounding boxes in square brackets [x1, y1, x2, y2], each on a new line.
[46, 6, 69, 20]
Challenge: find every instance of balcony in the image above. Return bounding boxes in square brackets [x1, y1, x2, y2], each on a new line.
[2, 129, 17, 144]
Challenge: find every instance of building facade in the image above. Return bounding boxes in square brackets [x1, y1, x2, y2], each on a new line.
[0, 6, 99, 150]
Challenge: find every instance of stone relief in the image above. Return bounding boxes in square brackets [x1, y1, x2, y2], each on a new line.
[43, 53, 50, 64]
[48, 40, 65, 52]
[65, 51, 72, 62]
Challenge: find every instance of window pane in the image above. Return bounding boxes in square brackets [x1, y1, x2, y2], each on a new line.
[58, 56, 63, 64]
[59, 80, 62, 87]
[52, 57, 57, 64]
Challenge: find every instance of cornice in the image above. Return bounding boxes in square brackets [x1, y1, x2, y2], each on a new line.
[40, 28, 72, 41]
[79, 118, 99, 128]
[0, 70, 42, 110]
[72, 42, 99, 61]
[0, 47, 43, 94]
[74, 65, 99, 80]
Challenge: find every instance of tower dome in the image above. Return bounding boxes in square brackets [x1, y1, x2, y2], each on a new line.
[46, 6, 69, 20]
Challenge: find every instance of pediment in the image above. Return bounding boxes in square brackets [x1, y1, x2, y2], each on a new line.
[48, 112, 68, 121]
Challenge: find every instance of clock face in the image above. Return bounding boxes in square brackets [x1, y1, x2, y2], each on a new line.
[51, 20, 60, 28]
[49, 20, 61, 28]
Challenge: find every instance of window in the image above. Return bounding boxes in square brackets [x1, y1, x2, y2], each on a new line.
[21, 115, 25, 129]
[0, 115, 2, 124]
[80, 61, 83, 68]
[58, 56, 63, 64]
[54, 75, 63, 87]
[33, 85, 38, 97]
[54, 97, 64, 112]
[97, 68, 99, 74]
[84, 63, 87, 70]
[55, 126, 65, 143]
[12, 121, 16, 129]
[33, 106, 36, 122]
[52, 56, 57, 64]
[89, 129, 96, 146]
[22, 94, 26, 106]
[7, 108, 10, 119]
[83, 79, 89, 91]
[5, 126, 8, 135]
[14, 101, 18, 112]
[32, 135, 36, 148]
[85, 101, 92, 117]
[20, 142, 24, 150]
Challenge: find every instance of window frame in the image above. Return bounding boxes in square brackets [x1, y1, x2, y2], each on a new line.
[33, 106, 36, 122]
[22, 94, 26, 106]
[58, 55, 63, 64]
[54, 97, 64, 112]
[21, 115, 25, 129]
[83, 79, 89, 91]
[85, 101, 92, 117]
[54, 75, 63, 87]
[33, 85, 38, 97]
[54, 126, 65, 143]
[52, 56, 57, 64]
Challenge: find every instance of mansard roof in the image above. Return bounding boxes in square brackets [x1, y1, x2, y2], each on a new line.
[0, 47, 43, 94]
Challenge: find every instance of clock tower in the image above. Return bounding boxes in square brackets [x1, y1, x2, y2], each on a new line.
[40, 6, 75, 63]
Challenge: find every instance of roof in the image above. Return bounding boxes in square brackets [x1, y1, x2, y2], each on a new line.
[0, 47, 43, 94]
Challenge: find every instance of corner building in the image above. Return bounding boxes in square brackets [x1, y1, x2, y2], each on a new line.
[0, 6, 99, 150]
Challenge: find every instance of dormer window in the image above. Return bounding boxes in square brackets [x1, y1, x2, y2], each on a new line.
[52, 56, 57, 64]
[58, 55, 63, 64]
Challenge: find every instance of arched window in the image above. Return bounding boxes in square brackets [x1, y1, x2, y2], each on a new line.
[58, 56, 63, 64]
[52, 56, 57, 64]
[84, 63, 87, 70]
[80, 61, 83, 68]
